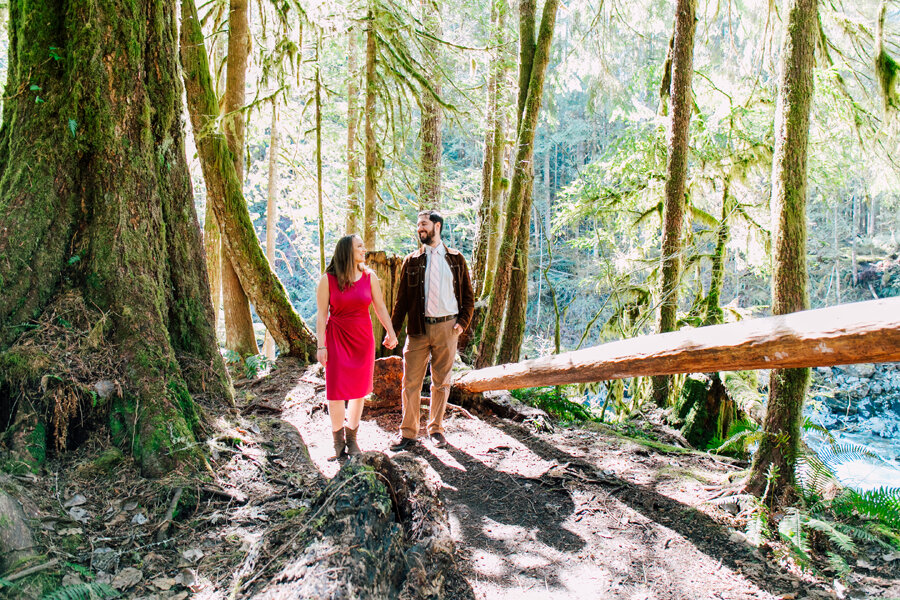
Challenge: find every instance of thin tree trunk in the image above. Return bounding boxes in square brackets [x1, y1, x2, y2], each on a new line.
[833, 202, 841, 303]
[204, 4, 227, 334]
[346, 29, 362, 236]
[364, 5, 378, 250]
[473, 0, 507, 297]
[221, 0, 258, 358]
[263, 100, 279, 361]
[746, 0, 817, 506]
[476, 0, 559, 368]
[181, 0, 317, 360]
[316, 36, 326, 273]
[419, 0, 443, 209]
[852, 194, 859, 285]
[0, 0, 232, 476]
[704, 182, 730, 326]
[652, 0, 696, 405]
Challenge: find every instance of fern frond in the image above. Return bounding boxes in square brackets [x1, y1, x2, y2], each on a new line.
[711, 428, 766, 454]
[41, 582, 118, 600]
[826, 551, 850, 577]
[804, 516, 857, 554]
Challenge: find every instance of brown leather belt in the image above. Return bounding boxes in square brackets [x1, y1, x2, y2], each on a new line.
[424, 314, 457, 324]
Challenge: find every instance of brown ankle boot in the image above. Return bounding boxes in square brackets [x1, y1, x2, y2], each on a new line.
[344, 426, 361, 456]
[330, 428, 346, 460]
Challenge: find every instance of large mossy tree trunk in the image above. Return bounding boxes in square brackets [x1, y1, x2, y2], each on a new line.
[0, 0, 232, 476]
[475, 0, 558, 368]
[181, 0, 317, 360]
[651, 0, 696, 406]
[746, 0, 816, 506]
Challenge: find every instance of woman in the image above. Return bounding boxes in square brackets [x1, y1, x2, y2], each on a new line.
[316, 235, 398, 459]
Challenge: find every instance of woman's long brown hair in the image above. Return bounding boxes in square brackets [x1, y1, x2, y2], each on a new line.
[325, 235, 361, 291]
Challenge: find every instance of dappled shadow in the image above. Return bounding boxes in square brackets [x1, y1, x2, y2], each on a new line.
[495, 421, 817, 599]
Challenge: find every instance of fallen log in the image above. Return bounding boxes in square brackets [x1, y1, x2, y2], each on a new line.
[454, 297, 900, 393]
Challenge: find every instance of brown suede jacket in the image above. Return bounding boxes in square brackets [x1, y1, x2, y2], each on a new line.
[390, 244, 475, 342]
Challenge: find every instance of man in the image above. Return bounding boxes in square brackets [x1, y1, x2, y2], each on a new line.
[389, 210, 475, 450]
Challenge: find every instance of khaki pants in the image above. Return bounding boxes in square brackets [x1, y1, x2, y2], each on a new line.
[399, 320, 458, 439]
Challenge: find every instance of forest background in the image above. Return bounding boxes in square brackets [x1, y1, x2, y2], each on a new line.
[0, 0, 898, 467]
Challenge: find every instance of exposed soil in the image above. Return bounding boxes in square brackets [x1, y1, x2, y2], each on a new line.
[5, 358, 900, 599]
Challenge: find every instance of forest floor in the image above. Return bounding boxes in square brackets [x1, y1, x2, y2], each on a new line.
[7, 358, 900, 599]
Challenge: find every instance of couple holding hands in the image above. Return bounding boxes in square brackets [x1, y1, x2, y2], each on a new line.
[315, 210, 475, 459]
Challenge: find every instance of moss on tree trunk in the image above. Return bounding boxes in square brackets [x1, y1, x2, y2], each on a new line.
[180, 0, 316, 360]
[0, 0, 232, 476]
[652, 0, 696, 406]
[746, 0, 817, 506]
[476, 0, 558, 368]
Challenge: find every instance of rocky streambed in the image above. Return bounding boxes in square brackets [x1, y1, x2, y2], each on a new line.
[807, 362, 900, 488]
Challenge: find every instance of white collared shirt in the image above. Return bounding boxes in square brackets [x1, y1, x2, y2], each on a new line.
[424, 243, 459, 318]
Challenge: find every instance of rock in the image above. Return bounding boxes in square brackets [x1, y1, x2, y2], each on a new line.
[112, 567, 143, 590]
[181, 548, 203, 563]
[92, 547, 118, 572]
[850, 364, 876, 378]
[370, 356, 403, 407]
[0, 490, 36, 572]
[93, 380, 116, 399]
[63, 493, 87, 508]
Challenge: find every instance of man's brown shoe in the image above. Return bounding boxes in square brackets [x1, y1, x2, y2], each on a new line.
[429, 433, 448, 448]
[390, 437, 418, 452]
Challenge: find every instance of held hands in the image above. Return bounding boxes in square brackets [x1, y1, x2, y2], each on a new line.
[383, 332, 399, 349]
[316, 347, 327, 366]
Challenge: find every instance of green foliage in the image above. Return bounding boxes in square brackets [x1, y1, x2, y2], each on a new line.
[708, 418, 762, 456]
[40, 582, 118, 600]
[510, 386, 598, 424]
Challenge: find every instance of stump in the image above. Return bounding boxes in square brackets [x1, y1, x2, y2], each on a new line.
[366, 252, 406, 359]
[369, 356, 403, 409]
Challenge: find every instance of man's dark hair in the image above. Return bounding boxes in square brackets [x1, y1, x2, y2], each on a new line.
[417, 209, 444, 232]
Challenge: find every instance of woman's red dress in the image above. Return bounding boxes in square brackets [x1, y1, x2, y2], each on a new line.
[325, 271, 375, 400]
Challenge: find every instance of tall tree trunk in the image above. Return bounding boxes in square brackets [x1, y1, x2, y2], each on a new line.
[419, 0, 443, 209]
[204, 3, 228, 333]
[0, 0, 232, 476]
[746, 0, 817, 506]
[473, 0, 507, 298]
[476, 0, 559, 368]
[316, 36, 326, 272]
[263, 100, 279, 361]
[221, 0, 258, 358]
[346, 29, 362, 236]
[483, 77, 509, 300]
[363, 4, 378, 250]
[852, 194, 859, 285]
[181, 0, 317, 360]
[651, 0, 696, 406]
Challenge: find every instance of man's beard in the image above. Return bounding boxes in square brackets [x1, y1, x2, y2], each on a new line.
[419, 230, 434, 245]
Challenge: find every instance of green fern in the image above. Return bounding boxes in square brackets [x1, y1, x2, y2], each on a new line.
[710, 423, 765, 455]
[832, 487, 900, 530]
[41, 583, 118, 600]
[779, 508, 812, 565]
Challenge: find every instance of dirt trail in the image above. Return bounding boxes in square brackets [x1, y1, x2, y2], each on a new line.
[278, 363, 874, 600]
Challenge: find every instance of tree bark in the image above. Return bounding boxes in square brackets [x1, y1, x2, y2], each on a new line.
[473, 0, 508, 298]
[181, 0, 317, 360]
[316, 37, 326, 273]
[455, 297, 900, 393]
[346, 29, 362, 236]
[652, 0, 696, 405]
[476, 0, 558, 368]
[419, 0, 443, 209]
[221, 0, 258, 358]
[0, 0, 232, 476]
[364, 5, 378, 250]
[746, 0, 817, 505]
[263, 100, 279, 361]
[703, 182, 730, 327]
